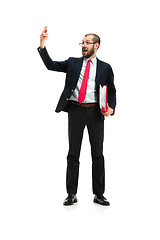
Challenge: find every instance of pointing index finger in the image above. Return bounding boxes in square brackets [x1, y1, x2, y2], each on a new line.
[44, 26, 47, 33]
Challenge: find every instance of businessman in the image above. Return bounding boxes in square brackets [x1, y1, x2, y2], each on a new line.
[38, 27, 116, 206]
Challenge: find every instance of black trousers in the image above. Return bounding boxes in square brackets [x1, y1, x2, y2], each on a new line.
[66, 102, 105, 195]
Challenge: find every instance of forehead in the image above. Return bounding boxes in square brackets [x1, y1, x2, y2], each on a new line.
[83, 35, 93, 41]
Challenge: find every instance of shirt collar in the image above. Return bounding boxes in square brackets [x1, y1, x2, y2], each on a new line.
[84, 57, 97, 65]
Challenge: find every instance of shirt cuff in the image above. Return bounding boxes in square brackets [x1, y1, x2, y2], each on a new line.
[37, 46, 45, 52]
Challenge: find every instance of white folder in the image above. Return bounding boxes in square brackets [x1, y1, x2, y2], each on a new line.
[99, 84, 108, 112]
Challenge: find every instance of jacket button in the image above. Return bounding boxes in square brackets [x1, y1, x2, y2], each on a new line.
[66, 98, 69, 101]
[71, 89, 74, 92]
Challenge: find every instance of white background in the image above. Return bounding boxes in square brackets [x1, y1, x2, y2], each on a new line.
[0, 0, 160, 239]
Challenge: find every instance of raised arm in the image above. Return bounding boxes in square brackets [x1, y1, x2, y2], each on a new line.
[38, 27, 68, 73]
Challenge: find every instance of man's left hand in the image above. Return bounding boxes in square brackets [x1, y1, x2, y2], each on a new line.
[101, 104, 114, 117]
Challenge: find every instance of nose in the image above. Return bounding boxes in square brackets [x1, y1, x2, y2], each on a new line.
[82, 45, 87, 49]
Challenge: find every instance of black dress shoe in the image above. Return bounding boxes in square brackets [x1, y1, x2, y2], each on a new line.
[63, 194, 77, 206]
[93, 195, 110, 206]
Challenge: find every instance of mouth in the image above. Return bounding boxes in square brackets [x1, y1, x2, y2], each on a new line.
[82, 48, 88, 54]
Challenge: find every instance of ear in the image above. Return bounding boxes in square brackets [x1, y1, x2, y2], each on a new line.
[95, 43, 99, 50]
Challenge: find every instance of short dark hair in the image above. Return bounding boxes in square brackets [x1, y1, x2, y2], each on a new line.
[85, 33, 101, 47]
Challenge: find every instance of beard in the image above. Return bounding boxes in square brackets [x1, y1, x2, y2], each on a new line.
[82, 45, 95, 58]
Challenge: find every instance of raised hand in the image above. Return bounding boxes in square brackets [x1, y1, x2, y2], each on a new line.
[40, 26, 48, 49]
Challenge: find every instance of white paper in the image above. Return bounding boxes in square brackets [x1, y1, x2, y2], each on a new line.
[99, 85, 107, 109]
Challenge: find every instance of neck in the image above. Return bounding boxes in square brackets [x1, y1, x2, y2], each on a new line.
[89, 53, 96, 59]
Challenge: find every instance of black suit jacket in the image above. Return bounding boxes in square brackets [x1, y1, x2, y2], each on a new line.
[38, 47, 116, 113]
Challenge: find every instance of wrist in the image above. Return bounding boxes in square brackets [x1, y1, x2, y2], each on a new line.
[40, 45, 44, 49]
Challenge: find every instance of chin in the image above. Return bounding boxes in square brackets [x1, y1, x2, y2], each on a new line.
[82, 53, 91, 58]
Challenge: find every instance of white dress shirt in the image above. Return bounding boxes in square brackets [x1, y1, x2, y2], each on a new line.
[70, 57, 97, 103]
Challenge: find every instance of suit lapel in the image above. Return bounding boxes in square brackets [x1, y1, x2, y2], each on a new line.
[95, 58, 101, 86]
[74, 57, 83, 85]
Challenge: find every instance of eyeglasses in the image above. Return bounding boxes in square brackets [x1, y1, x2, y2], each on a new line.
[79, 41, 96, 46]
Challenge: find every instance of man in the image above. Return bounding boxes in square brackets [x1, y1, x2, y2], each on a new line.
[38, 27, 116, 206]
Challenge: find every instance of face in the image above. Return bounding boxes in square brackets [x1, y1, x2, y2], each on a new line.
[82, 35, 98, 58]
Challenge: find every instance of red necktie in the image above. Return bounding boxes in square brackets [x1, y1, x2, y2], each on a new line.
[78, 59, 91, 104]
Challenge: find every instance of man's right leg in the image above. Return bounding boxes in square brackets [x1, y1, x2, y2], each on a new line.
[66, 104, 86, 194]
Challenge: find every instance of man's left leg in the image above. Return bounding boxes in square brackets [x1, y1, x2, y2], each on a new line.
[87, 106, 110, 206]
[86, 106, 105, 194]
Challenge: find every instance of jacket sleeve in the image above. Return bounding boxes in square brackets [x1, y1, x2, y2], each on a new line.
[107, 65, 116, 114]
[37, 46, 68, 73]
